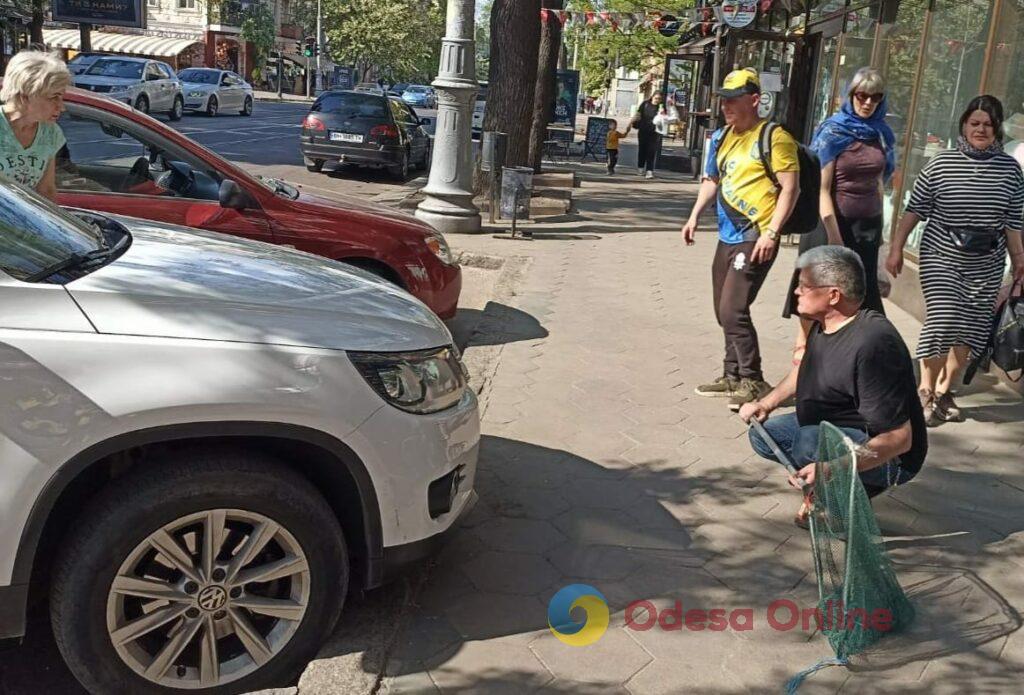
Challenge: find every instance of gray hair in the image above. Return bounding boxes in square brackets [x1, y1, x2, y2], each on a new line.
[796, 246, 866, 304]
[0, 50, 71, 106]
[847, 67, 885, 98]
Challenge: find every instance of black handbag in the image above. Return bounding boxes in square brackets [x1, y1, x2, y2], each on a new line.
[949, 226, 1001, 253]
[964, 281, 1024, 384]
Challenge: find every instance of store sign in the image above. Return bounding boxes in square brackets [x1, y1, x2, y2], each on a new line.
[52, 0, 145, 29]
[721, 0, 757, 28]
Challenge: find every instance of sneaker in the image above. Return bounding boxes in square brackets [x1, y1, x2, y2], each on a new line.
[727, 378, 773, 412]
[934, 391, 964, 423]
[636, 168, 643, 176]
[645, 171, 655, 179]
[694, 375, 739, 397]
[919, 388, 941, 427]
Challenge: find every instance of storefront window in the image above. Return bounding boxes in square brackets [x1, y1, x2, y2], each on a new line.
[897, 0, 994, 251]
[833, 9, 878, 105]
[985, 0, 1024, 170]
[809, 0, 849, 23]
[809, 35, 839, 134]
[874, 0, 926, 240]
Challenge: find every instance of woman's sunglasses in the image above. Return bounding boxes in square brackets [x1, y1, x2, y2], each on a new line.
[853, 92, 884, 104]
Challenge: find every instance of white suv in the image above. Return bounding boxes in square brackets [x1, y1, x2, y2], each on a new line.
[0, 180, 478, 693]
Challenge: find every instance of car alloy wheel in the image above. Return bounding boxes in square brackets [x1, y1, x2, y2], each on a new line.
[241, 96, 253, 116]
[169, 97, 183, 121]
[105, 509, 310, 689]
[207, 96, 219, 117]
[135, 95, 149, 114]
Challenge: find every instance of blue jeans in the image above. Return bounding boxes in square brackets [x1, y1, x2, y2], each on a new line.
[748, 413, 912, 495]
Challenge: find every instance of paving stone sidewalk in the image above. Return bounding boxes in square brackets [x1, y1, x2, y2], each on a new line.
[377, 157, 1024, 694]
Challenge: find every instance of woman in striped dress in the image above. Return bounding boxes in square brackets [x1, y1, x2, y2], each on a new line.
[887, 95, 1024, 425]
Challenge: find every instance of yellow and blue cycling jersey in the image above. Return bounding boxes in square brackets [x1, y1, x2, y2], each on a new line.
[704, 121, 799, 244]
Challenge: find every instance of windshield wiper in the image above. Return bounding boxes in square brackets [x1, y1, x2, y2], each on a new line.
[25, 234, 129, 283]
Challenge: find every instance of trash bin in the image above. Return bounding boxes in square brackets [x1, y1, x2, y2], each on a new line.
[481, 131, 508, 173]
[500, 166, 533, 221]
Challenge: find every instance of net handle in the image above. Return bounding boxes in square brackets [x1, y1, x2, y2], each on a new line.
[748, 418, 809, 490]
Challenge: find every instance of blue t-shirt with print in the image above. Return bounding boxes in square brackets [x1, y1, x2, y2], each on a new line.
[0, 111, 66, 189]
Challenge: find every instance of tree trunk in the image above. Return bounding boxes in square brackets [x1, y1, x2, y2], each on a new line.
[30, 4, 44, 46]
[528, 0, 564, 172]
[483, 0, 541, 168]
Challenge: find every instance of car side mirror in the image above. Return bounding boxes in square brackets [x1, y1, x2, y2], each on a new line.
[219, 179, 256, 211]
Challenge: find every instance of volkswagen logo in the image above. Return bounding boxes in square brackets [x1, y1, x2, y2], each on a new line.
[197, 585, 227, 611]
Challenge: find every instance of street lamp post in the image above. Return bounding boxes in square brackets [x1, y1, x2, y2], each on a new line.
[415, 0, 481, 234]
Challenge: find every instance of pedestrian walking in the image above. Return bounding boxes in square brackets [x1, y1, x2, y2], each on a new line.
[606, 120, 629, 175]
[0, 49, 71, 201]
[680, 68, 801, 411]
[742, 246, 927, 526]
[632, 92, 667, 178]
[785, 68, 897, 362]
[887, 95, 1024, 426]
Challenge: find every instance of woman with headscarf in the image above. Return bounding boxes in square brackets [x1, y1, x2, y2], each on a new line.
[784, 68, 896, 363]
[887, 95, 1024, 426]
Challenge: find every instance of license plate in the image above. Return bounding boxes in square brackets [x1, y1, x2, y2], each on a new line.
[331, 132, 363, 143]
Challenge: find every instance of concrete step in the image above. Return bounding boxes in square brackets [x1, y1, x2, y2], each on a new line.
[532, 171, 579, 189]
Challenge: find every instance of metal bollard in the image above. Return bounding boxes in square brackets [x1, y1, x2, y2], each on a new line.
[481, 132, 507, 224]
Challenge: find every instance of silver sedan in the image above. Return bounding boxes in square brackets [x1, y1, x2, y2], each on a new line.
[177, 67, 254, 117]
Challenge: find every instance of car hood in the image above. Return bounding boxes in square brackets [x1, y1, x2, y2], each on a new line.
[292, 189, 432, 230]
[181, 82, 217, 91]
[67, 218, 452, 352]
[74, 75, 141, 88]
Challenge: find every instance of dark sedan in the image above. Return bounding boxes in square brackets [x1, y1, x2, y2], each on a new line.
[299, 91, 431, 180]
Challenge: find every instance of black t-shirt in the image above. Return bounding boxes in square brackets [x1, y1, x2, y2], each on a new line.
[797, 310, 927, 475]
[636, 102, 659, 134]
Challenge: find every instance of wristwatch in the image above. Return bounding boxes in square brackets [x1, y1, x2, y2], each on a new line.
[765, 228, 781, 242]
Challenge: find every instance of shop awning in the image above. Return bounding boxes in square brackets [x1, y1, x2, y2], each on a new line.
[43, 29, 202, 57]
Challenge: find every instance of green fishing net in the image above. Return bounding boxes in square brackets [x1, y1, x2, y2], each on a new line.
[807, 421, 915, 660]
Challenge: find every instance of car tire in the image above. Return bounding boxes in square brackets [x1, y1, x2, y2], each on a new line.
[134, 95, 149, 114]
[388, 150, 409, 181]
[305, 159, 325, 173]
[50, 451, 348, 695]
[206, 96, 219, 117]
[416, 143, 431, 171]
[241, 96, 253, 116]
[169, 96, 184, 121]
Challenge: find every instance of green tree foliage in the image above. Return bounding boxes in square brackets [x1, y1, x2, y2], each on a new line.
[240, 3, 276, 82]
[565, 0, 695, 95]
[476, 0, 493, 82]
[316, 0, 446, 83]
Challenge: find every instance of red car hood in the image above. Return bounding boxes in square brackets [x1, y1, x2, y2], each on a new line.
[295, 190, 432, 232]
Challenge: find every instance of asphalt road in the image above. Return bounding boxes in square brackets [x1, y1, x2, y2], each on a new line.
[0, 99, 440, 695]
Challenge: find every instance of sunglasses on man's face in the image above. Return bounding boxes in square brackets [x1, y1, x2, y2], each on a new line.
[854, 92, 884, 104]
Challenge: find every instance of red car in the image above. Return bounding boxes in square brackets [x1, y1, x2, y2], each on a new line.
[54, 88, 461, 318]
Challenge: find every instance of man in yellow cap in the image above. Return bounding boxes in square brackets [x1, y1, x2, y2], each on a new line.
[680, 68, 801, 411]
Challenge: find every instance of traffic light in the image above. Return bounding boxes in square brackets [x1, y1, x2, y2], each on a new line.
[293, 41, 302, 55]
[303, 37, 316, 58]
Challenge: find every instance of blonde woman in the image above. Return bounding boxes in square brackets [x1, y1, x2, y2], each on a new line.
[0, 49, 72, 201]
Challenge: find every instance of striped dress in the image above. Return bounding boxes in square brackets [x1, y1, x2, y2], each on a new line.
[905, 148, 1024, 359]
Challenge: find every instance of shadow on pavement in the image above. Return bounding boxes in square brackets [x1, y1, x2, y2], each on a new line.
[449, 302, 548, 353]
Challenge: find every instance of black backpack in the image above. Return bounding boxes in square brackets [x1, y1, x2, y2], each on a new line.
[964, 283, 1024, 384]
[716, 122, 821, 235]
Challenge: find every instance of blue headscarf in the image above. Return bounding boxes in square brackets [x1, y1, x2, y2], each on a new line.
[811, 93, 897, 182]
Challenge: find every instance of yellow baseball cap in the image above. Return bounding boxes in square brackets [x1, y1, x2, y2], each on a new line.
[716, 68, 760, 98]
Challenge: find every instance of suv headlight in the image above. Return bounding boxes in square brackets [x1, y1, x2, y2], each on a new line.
[425, 231, 455, 265]
[349, 347, 468, 414]
[188, 90, 205, 98]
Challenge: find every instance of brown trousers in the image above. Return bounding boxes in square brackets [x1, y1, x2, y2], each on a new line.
[712, 239, 776, 380]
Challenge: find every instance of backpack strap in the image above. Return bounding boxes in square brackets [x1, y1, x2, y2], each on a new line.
[714, 125, 732, 176]
[759, 121, 780, 189]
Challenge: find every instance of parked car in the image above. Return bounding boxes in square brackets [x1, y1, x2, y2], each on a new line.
[177, 67, 254, 117]
[66, 51, 110, 75]
[388, 82, 410, 96]
[353, 82, 385, 95]
[73, 56, 184, 120]
[55, 88, 461, 318]
[473, 81, 488, 134]
[0, 177, 479, 695]
[401, 85, 436, 109]
[299, 90, 431, 181]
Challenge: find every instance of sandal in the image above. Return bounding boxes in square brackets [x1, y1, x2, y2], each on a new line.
[794, 498, 812, 530]
[934, 392, 964, 422]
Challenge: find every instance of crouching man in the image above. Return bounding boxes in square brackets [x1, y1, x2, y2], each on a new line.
[739, 246, 927, 527]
